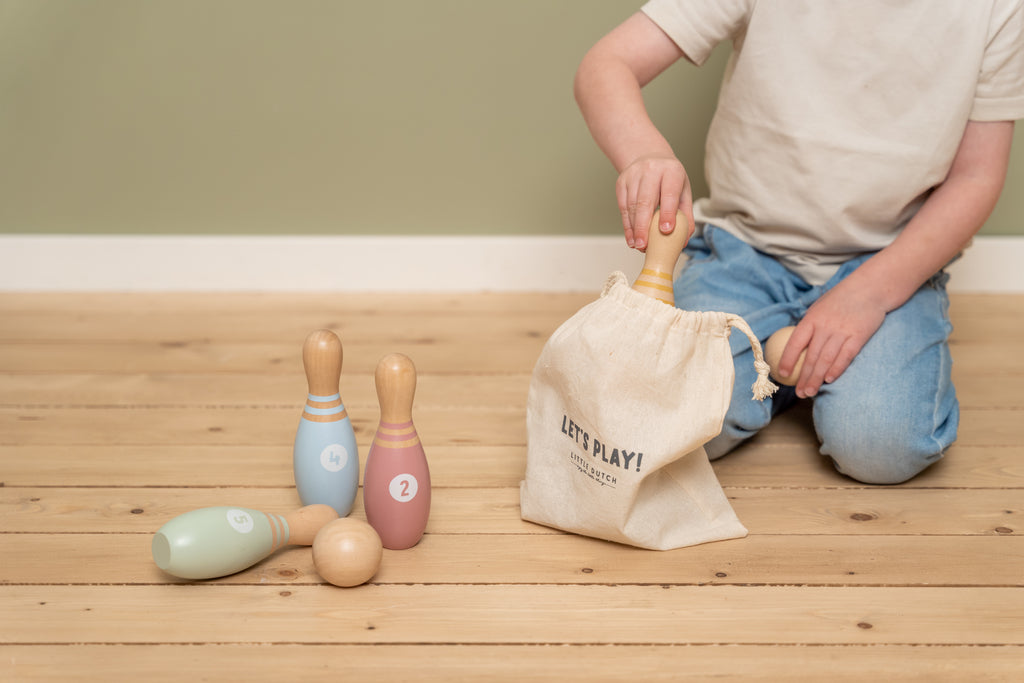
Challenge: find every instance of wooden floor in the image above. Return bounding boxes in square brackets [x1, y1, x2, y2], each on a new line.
[1, 291, 1022, 681]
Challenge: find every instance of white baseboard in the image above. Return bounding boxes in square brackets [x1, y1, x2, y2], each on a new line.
[1, 234, 1021, 293]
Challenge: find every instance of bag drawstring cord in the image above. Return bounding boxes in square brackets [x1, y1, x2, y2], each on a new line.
[725, 315, 779, 401]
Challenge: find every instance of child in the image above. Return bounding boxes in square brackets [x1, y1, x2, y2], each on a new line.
[574, 1, 1024, 483]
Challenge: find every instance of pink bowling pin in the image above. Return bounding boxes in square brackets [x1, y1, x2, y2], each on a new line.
[363, 353, 431, 549]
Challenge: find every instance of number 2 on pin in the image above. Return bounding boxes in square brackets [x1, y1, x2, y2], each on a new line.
[388, 473, 419, 502]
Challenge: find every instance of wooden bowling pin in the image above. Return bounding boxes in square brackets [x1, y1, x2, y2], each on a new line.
[152, 504, 338, 579]
[293, 329, 359, 516]
[631, 210, 690, 305]
[363, 353, 431, 550]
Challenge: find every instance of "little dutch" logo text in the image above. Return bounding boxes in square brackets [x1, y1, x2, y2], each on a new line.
[561, 414, 644, 473]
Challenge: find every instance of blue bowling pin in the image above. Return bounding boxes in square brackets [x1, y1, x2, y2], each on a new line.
[293, 330, 359, 516]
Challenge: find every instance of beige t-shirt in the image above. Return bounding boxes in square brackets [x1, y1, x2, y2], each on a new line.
[642, 0, 1024, 284]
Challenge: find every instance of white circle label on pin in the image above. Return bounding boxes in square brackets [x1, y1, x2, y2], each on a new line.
[320, 444, 349, 473]
[226, 509, 255, 534]
[389, 474, 419, 503]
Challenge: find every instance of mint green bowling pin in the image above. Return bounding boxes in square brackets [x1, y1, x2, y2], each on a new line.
[152, 504, 337, 579]
[293, 330, 359, 516]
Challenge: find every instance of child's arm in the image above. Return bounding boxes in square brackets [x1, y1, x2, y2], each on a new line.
[779, 119, 1016, 398]
[574, 12, 694, 250]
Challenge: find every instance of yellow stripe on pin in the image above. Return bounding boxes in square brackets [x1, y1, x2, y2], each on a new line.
[634, 280, 674, 294]
[640, 268, 673, 281]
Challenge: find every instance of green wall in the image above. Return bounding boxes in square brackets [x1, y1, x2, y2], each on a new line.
[1, 0, 1020, 236]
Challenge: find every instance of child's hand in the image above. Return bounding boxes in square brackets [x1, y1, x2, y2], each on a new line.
[616, 155, 694, 251]
[779, 283, 887, 398]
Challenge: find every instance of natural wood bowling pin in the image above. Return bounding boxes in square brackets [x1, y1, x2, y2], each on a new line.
[631, 210, 690, 305]
[363, 353, 431, 550]
[152, 504, 338, 579]
[294, 329, 359, 516]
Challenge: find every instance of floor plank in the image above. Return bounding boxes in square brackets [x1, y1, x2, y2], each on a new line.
[0, 405, 1017, 447]
[4, 644, 1022, 683]
[4, 585, 1022, 645]
[1, 442, 1020, 489]
[4, 533, 1021, 587]
[2, 368, 1019, 409]
[0, 372, 532, 409]
[1, 487, 1016, 536]
[4, 339, 1022, 378]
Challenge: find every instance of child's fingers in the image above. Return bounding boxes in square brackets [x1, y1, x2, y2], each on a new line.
[821, 338, 858, 385]
[778, 324, 812, 378]
[797, 334, 845, 398]
[616, 157, 690, 250]
[656, 198, 678, 234]
[615, 181, 635, 247]
[631, 175, 662, 250]
[820, 337, 863, 390]
[679, 179, 696, 241]
[656, 177, 684, 234]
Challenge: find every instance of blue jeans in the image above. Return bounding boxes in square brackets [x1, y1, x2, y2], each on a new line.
[675, 225, 959, 485]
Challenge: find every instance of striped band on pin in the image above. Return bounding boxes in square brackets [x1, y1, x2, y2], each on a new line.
[265, 512, 287, 551]
[640, 268, 672, 280]
[636, 269, 673, 291]
[634, 280, 674, 294]
[306, 392, 342, 407]
[303, 393, 348, 422]
[633, 268, 675, 303]
[373, 420, 421, 449]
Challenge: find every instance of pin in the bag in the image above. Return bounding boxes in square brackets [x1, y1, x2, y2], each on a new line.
[631, 210, 690, 305]
[363, 353, 431, 550]
[294, 329, 359, 516]
[152, 504, 338, 579]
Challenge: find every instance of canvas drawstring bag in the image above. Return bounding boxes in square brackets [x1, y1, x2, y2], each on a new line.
[520, 223, 776, 550]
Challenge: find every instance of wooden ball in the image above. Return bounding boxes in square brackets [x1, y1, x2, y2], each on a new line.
[312, 518, 383, 587]
[764, 326, 806, 386]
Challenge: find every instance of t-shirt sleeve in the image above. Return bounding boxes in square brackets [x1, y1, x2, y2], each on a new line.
[972, 0, 1024, 120]
[640, 0, 753, 66]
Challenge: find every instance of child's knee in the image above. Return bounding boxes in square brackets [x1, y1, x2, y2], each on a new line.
[823, 440, 944, 485]
[814, 403, 955, 485]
